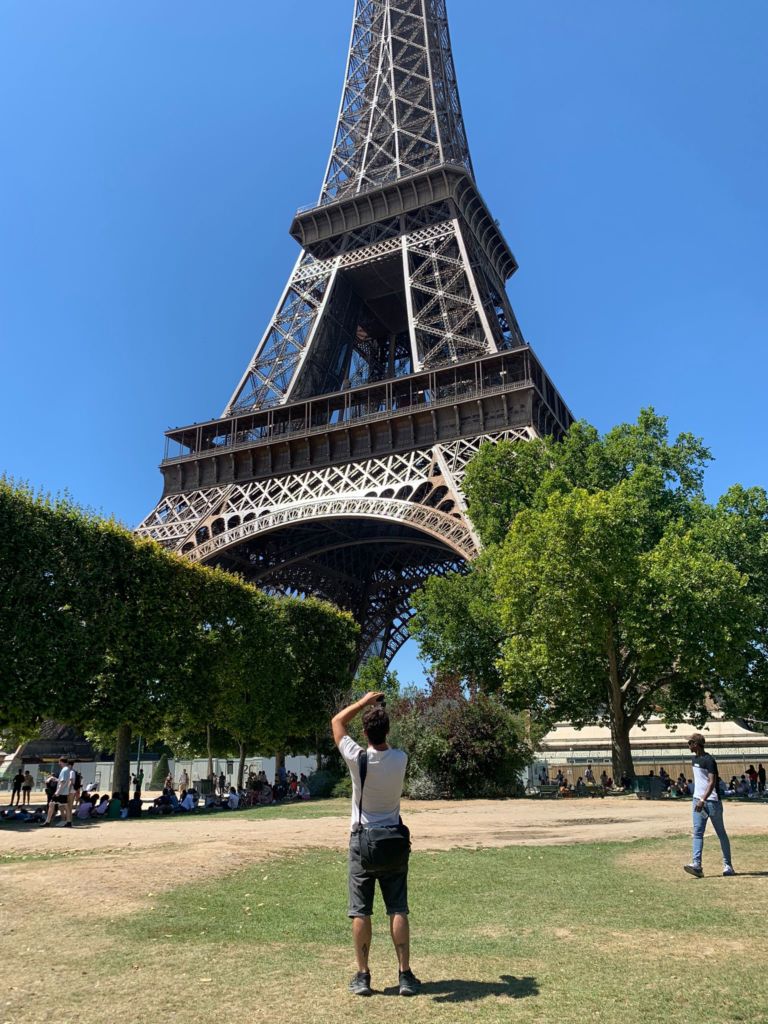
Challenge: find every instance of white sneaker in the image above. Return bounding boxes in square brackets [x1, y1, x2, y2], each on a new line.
[722, 865, 736, 876]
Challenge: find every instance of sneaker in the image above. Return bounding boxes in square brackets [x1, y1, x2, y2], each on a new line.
[399, 969, 421, 996]
[64, 822, 72, 828]
[54, 821, 67, 827]
[683, 863, 704, 878]
[723, 865, 736, 876]
[348, 972, 372, 996]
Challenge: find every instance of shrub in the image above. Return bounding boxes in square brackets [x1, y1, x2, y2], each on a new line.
[307, 769, 338, 799]
[390, 679, 530, 799]
[150, 753, 170, 789]
[331, 775, 352, 798]
[404, 770, 442, 800]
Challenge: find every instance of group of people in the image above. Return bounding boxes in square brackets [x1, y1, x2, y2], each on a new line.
[8, 769, 35, 806]
[537, 766, 619, 796]
[538, 761, 766, 800]
[150, 784, 242, 814]
[651, 762, 766, 799]
[272, 767, 311, 802]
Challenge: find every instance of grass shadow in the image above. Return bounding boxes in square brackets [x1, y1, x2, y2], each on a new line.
[380, 975, 539, 1002]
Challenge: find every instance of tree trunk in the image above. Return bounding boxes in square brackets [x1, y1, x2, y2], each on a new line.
[275, 749, 284, 786]
[237, 742, 246, 789]
[606, 630, 636, 782]
[609, 714, 635, 782]
[113, 724, 132, 801]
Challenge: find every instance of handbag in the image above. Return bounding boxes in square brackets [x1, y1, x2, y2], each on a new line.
[354, 750, 411, 875]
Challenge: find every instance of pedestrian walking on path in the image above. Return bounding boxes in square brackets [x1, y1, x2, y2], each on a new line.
[683, 733, 734, 878]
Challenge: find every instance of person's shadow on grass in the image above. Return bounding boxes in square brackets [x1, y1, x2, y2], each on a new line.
[381, 975, 539, 1002]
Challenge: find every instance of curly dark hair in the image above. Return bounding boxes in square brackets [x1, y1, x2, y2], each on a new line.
[362, 705, 390, 746]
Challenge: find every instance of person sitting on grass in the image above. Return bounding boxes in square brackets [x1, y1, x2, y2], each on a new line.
[297, 778, 310, 801]
[127, 794, 142, 818]
[178, 789, 196, 812]
[94, 795, 110, 817]
[75, 794, 95, 821]
[559, 780, 572, 797]
[107, 794, 123, 820]
[226, 786, 240, 810]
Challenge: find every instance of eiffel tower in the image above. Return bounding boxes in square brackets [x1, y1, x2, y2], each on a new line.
[137, 0, 572, 663]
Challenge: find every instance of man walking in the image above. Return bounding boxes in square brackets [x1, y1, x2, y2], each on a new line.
[683, 733, 734, 878]
[332, 691, 420, 998]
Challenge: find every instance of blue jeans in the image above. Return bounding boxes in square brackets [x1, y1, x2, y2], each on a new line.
[692, 798, 732, 866]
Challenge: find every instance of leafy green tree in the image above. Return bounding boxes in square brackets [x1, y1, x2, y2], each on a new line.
[410, 555, 502, 693]
[494, 484, 753, 777]
[1, 481, 359, 795]
[0, 481, 114, 731]
[409, 411, 768, 779]
[354, 656, 400, 703]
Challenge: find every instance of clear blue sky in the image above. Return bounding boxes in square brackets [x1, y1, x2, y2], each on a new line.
[2, 1, 766, 686]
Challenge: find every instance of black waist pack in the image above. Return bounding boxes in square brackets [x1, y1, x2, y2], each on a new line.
[355, 750, 411, 875]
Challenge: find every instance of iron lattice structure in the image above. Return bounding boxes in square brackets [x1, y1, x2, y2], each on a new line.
[138, 0, 573, 663]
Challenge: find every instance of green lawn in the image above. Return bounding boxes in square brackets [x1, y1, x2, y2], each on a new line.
[110, 835, 768, 1024]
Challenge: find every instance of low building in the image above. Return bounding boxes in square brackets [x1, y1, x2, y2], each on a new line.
[537, 715, 768, 786]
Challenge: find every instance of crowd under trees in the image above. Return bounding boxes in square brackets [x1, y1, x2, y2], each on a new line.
[0, 481, 359, 794]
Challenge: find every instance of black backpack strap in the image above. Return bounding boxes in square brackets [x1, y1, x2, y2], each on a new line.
[356, 749, 368, 831]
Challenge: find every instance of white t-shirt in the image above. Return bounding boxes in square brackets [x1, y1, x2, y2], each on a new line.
[339, 735, 407, 831]
[691, 753, 720, 801]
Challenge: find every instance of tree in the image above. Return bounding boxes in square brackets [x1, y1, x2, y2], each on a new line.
[409, 411, 768, 779]
[494, 484, 753, 777]
[410, 554, 502, 693]
[0, 482, 114, 731]
[1, 481, 359, 794]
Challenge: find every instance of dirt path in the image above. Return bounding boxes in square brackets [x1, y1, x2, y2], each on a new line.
[2, 797, 766, 913]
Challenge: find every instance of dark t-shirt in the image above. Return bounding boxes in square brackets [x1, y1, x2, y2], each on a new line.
[12, 772, 24, 790]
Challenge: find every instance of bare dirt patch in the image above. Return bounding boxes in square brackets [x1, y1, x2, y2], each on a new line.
[1, 797, 764, 918]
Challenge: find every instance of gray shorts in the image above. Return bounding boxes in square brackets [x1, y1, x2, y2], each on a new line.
[348, 833, 409, 918]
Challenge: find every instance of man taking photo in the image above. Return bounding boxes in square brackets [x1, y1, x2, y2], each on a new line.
[332, 690, 420, 998]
